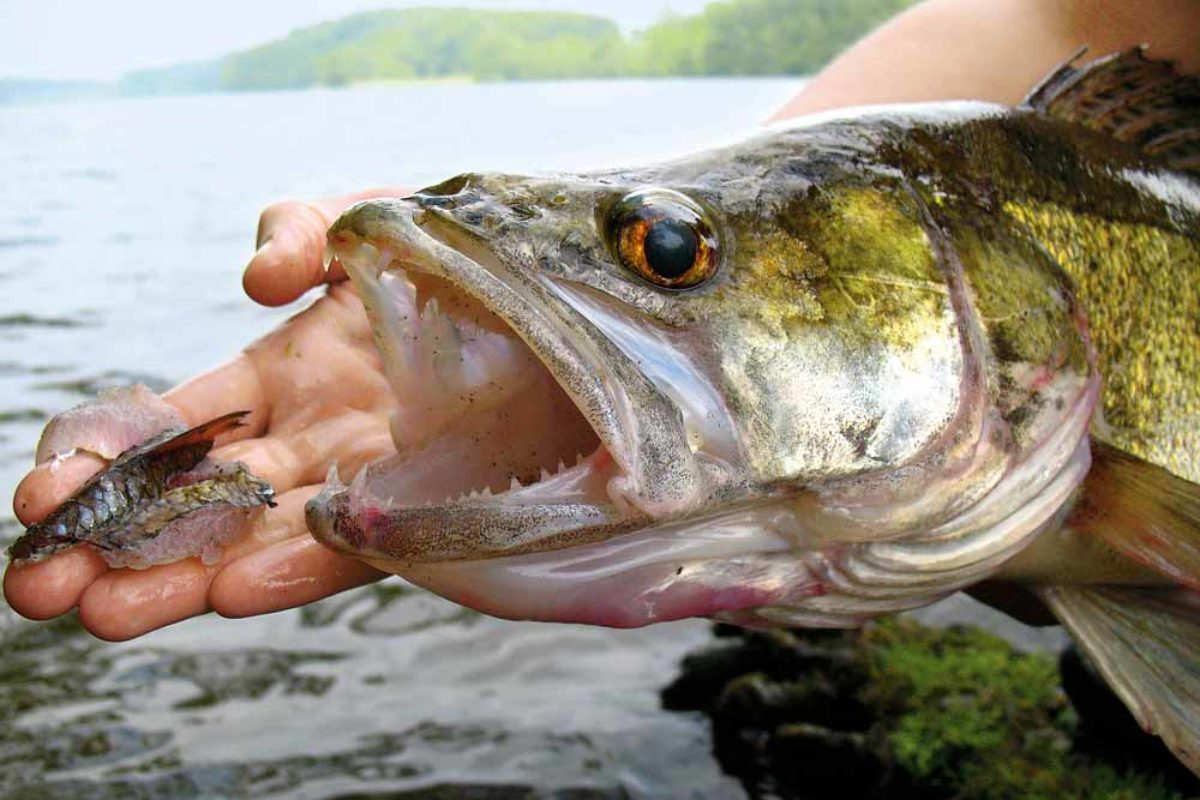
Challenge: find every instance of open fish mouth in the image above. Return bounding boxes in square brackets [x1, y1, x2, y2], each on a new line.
[306, 196, 717, 574]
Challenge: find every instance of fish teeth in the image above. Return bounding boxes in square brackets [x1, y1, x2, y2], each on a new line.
[509, 476, 523, 491]
[556, 459, 566, 475]
[325, 463, 343, 489]
[540, 467, 551, 482]
[480, 486, 493, 497]
[575, 452, 584, 466]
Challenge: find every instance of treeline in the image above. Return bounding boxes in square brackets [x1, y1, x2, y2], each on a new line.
[122, 0, 919, 93]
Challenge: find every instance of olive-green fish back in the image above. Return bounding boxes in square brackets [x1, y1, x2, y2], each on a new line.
[1006, 201, 1200, 482]
[1019, 49, 1200, 482]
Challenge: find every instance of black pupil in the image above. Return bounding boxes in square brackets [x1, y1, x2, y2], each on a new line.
[643, 218, 698, 279]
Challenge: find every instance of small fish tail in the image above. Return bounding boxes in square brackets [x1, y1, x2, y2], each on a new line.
[6, 525, 78, 564]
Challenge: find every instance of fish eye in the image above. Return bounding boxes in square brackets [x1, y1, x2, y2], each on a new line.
[609, 189, 718, 290]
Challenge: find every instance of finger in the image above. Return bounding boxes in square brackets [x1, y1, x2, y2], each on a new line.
[4, 547, 108, 620]
[212, 434, 312, 496]
[69, 484, 310, 639]
[13, 451, 107, 525]
[211, 506, 384, 618]
[243, 187, 410, 307]
[78, 558, 216, 641]
[14, 363, 267, 527]
[164, 354, 268, 438]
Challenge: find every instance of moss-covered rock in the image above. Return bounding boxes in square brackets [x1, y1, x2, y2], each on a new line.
[662, 619, 1198, 800]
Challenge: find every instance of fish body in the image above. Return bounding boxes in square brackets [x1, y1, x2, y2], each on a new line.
[305, 51, 1200, 769]
[10, 409, 276, 569]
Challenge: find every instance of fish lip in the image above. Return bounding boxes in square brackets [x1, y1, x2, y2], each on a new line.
[315, 197, 707, 560]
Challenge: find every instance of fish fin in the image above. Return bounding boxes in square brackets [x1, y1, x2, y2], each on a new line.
[1041, 585, 1200, 775]
[137, 410, 252, 457]
[1023, 46, 1200, 175]
[1070, 439, 1200, 591]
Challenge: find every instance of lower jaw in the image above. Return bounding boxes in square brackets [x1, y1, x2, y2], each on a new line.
[382, 502, 806, 628]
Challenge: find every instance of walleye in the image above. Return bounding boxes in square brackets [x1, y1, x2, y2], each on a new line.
[305, 50, 1200, 771]
[10, 389, 276, 569]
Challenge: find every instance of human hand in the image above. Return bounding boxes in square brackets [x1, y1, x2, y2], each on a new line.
[5, 188, 409, 640]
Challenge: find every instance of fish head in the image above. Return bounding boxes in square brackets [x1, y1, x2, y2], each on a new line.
[306, 121, 1096, 627]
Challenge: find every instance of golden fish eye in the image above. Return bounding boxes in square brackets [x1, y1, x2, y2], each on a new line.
[610, 189, 718, 290]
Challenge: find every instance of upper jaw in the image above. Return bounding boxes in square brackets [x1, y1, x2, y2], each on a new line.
[307, 197, 718, 563]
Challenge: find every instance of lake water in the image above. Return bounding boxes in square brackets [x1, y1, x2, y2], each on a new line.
[0, 78, 807, 799]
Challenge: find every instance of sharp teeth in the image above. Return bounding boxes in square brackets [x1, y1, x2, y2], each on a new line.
[325, 463, 343, 488]
[322, 242, 336, 271]
[540, 467, 551, 482]
[480, 486, 492, 497]
[575, 452, 584, 466]
[510, 476, 523, 491]
[556, 459, 566, 474]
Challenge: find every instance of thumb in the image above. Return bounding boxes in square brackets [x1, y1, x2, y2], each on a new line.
[242, 187, 410, 307]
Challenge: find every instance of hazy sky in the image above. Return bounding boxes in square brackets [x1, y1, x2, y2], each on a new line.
[0, 0, 715, 81]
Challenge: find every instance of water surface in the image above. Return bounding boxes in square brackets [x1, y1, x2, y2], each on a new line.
[0, 78, 806, 799]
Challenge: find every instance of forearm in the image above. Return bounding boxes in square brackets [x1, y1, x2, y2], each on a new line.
[772, 0, 1200, 120]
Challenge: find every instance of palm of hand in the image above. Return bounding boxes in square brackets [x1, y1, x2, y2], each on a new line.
[6, 283, 392, 640]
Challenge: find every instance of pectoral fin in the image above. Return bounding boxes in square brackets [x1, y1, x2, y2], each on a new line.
[1072, 440, 1200, 590]
[1041, 585, 1200, 775]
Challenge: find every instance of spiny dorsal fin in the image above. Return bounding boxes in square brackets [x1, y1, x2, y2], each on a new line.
[1023, 46, 1200, 175]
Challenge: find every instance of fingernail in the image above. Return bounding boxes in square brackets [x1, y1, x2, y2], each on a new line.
[253, 237, 274, 260]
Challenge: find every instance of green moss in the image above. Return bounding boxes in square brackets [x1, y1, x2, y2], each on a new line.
[862, 619, 1182, 800]
[664, 618, 1193, 800]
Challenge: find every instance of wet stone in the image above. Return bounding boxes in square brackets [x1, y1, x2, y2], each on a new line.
[662, 618, 1200, 800]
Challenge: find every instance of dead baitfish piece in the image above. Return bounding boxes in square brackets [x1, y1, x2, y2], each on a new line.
[9, 409, 275, 569]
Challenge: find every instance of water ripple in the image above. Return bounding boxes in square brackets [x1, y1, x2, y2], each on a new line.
[34, 371, 171, 396]
[0, 236, 60, 249]
[0, 313, 94, 329]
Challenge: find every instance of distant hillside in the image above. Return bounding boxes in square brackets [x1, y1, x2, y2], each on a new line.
[0, 79, 112, 104]
[42, 0, 922, 99]
[121, 60, 224, 96]
[631, 0, 917, 77]
[219, 8, 625, 89]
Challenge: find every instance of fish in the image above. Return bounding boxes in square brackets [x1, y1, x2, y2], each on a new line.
[304, 49, 1200, 771]
[10, 393, 276, 569]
